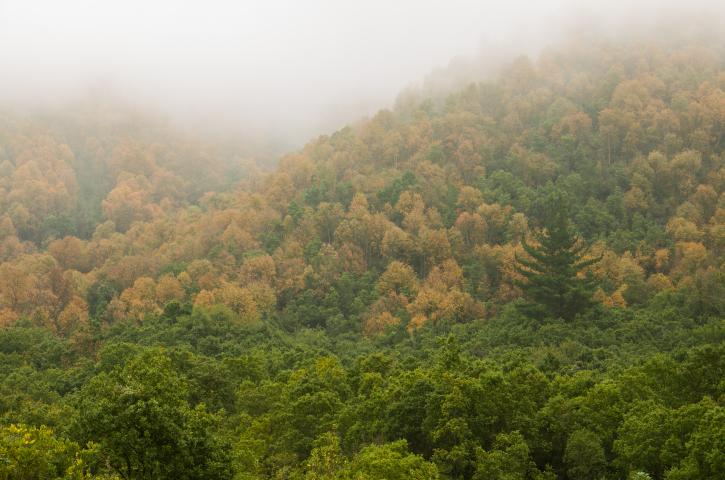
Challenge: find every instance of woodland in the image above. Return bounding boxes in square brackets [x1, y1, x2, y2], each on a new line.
[0, 36, 723, 479]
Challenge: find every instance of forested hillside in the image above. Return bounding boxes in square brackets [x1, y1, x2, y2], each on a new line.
[0, 37, 723, 479]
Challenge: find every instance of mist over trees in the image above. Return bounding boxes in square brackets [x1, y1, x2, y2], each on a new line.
[0, 4, 724, 480]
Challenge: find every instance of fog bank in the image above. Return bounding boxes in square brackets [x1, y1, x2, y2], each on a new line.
[0, 1, 722, 154]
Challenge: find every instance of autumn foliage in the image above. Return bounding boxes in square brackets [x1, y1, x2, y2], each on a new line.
[0, 35, 723, 480]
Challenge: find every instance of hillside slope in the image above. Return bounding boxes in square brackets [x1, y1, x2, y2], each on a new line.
[0, 37, 723, 479]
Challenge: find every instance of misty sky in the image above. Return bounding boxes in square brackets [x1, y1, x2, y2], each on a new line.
[0, 1, 722, 150]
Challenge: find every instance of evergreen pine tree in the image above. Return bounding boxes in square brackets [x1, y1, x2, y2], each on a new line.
[514, 193, 600, 321]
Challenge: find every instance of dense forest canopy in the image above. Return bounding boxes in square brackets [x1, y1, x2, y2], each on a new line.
[0, 34, 723, 480]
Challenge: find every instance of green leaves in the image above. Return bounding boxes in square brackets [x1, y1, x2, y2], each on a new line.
[298, 435, 439, 480]
[564, 429, 605, 480]
[71, 350, 232, 480]
[514, 192, 600, 321]
[0, 424, 105, 480]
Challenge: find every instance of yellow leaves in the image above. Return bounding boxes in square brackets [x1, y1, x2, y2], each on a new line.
[507, 213, 528, 245]
[109, 138, 156, 177]
[675, 201, 705, 226]
[476, 202, 512, 242]
[155, 274, 185, 305]
[419, 228, 452, 270]
[281, 153, 316, 190]
[666, 217, 703, 242]
[57, 296, 89, 335]
[707, 207, 725, 253]
[470, 242, 524, 304]
[0, 254, 61, 321]
[0, 233, 28, 264]
[0, 307, 19, 328]
[405, 259, 483, 331]
[367, 261, 420, 336]
[609, 286, 628, 308]
[401, 207, 428, 236]
[263, 172, 296, 209]
[654, 248, 671, 272]
[691, 184, 718, 218]
[177, 271, 192, 290]
[456, 186, 483, 212]
[187, 259, 219, 290]
[193, 289, 215, 309]
[48, 236, 92, 272]
[426, 259, 464, 291]
[0, 215, 17, 239]
[240, 254, 276, 284]
[0, 44, 722, 345]
[588, 245, 644, 286]
[6, 203, 32, 237]
[593, 287, 607, 304]
[406, 287, 483, 332]
[594, 285, 627, 308]
[8, 154, 76, 222]
[120, 277, 159, 321]
[645, 150, 670, 177]
[377, 261, 419, 297]
[407, 287, 446, 324]
[381, 225, 416, 262]
[117, 274, 158, 315]
[670, 150, 702, 196]
[364, 311, 401, 337]
[313, 202, 345, 244]
[406, 314, 427, 333]
[624, 187, 649, 212]
[274, 240, 311, 293]
[335, 206, 390, 266]
[454, 211, 487, 247]
[195, 282, 264, 325]
[6, 424, 22, 434]
[394, 190, 426, 234]
[246, 281, 276, 316]
[672, 241, 709, 277]
[0, 261, 35, 310]
[552, 111, 592, 139]
[618, 252, 645, 285]
[101, 175, 153, 231]
[337, 243, 367, 275]
[349, 192, 370, 218]
[647, 273, 674, 293]
[311, 243, 343, 287]
[507, 144, 557, 185]
[611, 78, 656, 111]
[220, 221, 258, 253]
[194, 283, 268, 324]
[449, 129, 486, 181]
[212, 282, 260, 325]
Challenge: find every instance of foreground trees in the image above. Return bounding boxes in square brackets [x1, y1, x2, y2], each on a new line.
[72, 350, 232, 480]
[0, 424, 106, 480]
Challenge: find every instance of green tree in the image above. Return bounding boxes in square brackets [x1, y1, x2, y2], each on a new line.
[342, 440, 439, 480]
[564, 429, 606, 480]
[473, 431, 553, 480]
[300, 432, 346, 480]
[71, 350, 232, 480]
[514, 193, 599, 321]
[614, 401, 672, 478]
[0, 424, 108, 480]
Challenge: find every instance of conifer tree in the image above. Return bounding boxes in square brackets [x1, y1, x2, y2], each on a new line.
[514, 193, 600, 321]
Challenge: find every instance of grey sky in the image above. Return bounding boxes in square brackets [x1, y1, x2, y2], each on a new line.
[0, 1, 722, 151]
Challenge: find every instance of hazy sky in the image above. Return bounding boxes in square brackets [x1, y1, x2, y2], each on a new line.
[0, 1, 722, 150]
